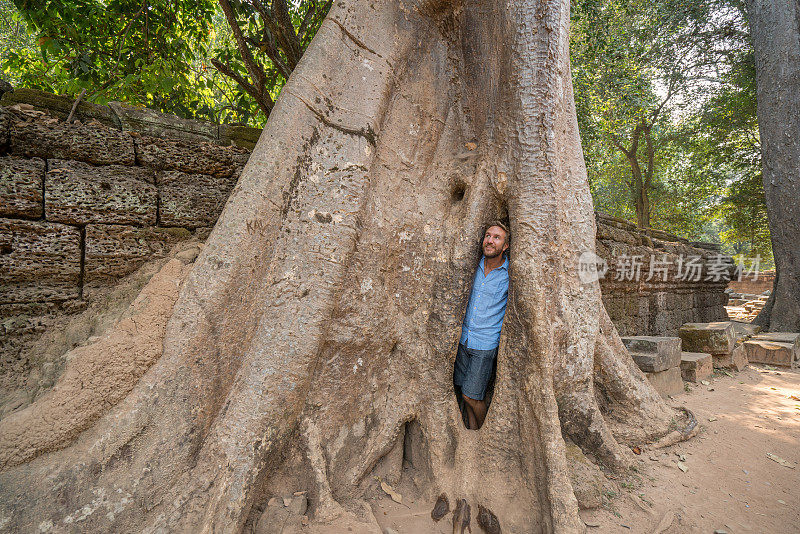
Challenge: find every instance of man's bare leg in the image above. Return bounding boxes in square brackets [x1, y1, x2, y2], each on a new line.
[462, 393, 487, 429]
[464, 402, 477, 430]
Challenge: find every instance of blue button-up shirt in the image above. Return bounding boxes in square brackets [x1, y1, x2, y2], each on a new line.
[460, 256, 509, 350]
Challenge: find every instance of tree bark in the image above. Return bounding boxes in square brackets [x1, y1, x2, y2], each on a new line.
[747, 0, 800, 332]
[0, 1, 680, 532]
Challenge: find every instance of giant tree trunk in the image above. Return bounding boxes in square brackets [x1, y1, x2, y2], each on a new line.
[747, 0, 800, 332]
[0, 1, 678, 532]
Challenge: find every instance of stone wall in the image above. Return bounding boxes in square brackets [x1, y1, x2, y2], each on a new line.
[595, 213, 732, 336]
[727, 270, 775, 296]
[0, 89, 256, 360]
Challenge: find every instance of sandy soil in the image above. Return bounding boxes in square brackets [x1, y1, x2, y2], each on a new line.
[368, 365, 800, 533]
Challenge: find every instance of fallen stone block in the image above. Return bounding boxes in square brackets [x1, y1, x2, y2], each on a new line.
[744, 339, 798, 368]
[752, 332, 799, 348]
[712, 343, 748, 371]
[645, 367, 684, 398]
[0, 156, 45, 218]
[679, 322, 735, 355]
[730, 321, 762, 340]
[621, 336, 681, 372]
[680, 352, 713, 383]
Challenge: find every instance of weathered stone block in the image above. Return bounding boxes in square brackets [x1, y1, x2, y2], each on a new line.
[679, 321, 735, 355]
[752, 332, 799, 347]
[650, 311, 686, 336]
[10, 118, 135, 165]
[108, 101, 218, 143]
[1, 87, 117, 126]
[621, 336, 681, 372]
[158, 170, 237, 228]
[219, 123, 262, 150]
[645, 367, 684, 398]
[596, 221, 637, 245]
[0, 156, 44, 218]
[680, 352, 713, 383]
[135, 135, 237, 177]
[0, 219, 81, 302]
[84, 224, 191, 284]
[45, 159, 156, 225]
[730, 321, 762, 340]
[744, 339, 798, 368]
[0, 108, 9, 149]
[712, 343, 748, 371]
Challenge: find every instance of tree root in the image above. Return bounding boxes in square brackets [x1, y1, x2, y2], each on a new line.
[644, 408, 699, 451]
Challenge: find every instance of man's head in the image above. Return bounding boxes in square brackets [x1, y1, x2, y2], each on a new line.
[482, 221, 510, 259]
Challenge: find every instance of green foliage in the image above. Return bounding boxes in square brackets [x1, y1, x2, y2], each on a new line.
[210, 0, 330, 119]
[1, 0, 328, 126]
[4, 0, 219, 120]
[0, 0, 35, 82]
[572, 0, 770, 258]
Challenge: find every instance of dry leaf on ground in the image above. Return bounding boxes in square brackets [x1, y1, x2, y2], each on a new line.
[766, 453, 795, 469]
[381, 480, 403, 503]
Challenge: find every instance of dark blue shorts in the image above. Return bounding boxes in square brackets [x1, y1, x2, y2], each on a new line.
[453, 343, 497, 401]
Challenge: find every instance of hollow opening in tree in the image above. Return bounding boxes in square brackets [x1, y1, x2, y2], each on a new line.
[451, 181, 467, 203]
[453, 352, 498, 430]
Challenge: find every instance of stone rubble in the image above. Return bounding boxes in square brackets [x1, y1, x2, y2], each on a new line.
[744, 333, 799, 368]
[621, 335, 684, 397]
[679, 352, 713, 383]
[724, 290, 770, 322]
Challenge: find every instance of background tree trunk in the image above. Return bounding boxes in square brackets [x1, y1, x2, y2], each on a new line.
[0, 1, 679, 532]
[747, 0, 800, 331]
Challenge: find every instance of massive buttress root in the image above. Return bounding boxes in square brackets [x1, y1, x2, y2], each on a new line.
[0, 1, 678, 532]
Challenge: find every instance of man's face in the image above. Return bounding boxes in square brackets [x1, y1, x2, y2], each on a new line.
[482, 226, 509, 258]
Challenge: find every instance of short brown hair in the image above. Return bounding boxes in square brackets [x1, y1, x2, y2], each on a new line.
[487, 221, 510, 243]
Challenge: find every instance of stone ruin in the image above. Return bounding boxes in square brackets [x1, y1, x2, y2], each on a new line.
[725, 290, 771, 322]
[0, 88, 259, 416]
[594, 212, 732, 336]
[0, 87, 742, 415]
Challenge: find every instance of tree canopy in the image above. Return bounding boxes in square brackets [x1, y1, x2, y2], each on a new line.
[570, 0, 771, 264]
[1, 0, 329, 126]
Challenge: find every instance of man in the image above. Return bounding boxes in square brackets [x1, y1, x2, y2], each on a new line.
[453, 222, 510, 430]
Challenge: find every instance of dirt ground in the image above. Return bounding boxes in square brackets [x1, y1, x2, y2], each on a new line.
[368, 365, 800, 533]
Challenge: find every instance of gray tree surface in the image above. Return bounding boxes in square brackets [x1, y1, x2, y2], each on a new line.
[746, 0, 800, 332]
[0, 1, 685, 532]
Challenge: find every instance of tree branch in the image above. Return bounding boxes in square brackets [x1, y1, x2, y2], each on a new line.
[644, 124, 655, 189]
[218, 0, 269, 100]
[211, 58, 274, 115]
